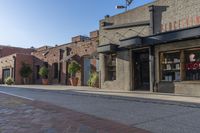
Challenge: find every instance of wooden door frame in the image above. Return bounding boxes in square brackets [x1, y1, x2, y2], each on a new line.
[131, 47, 151, 91]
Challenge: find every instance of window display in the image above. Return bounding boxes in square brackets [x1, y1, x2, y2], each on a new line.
[185, 50, 200, 80]
[160, 52, 181, 82]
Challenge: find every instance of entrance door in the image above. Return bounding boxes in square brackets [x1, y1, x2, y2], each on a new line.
[84, 58, 91, 86]
[133, 49, 150, 91]
[3, 69, 11, 83]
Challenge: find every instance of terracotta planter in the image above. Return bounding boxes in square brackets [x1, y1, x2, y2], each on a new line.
[69, 77, 79, 86]
[42, 79, 48, 85]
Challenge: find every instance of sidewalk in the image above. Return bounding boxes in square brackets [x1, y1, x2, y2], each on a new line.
[1, 84, 200, 105]
[0, 92, 149, 133]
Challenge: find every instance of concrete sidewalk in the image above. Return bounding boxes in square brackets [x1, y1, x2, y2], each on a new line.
[2, 85, 200, 104]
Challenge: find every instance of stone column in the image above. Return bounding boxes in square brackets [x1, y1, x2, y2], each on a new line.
[99, 53, 106, 89]
[58, 62, 60, 83]
[149, 46, 155, 92]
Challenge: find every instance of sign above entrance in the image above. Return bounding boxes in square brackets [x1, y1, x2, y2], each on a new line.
[161, 16, 200, 32]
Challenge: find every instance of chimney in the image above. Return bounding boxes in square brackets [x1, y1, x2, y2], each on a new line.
[90, 30, 99, 38]
[72, 35, 90, 43]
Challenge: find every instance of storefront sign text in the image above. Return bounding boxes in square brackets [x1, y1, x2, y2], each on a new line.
[161, 16, 200, 32]
[186, 62, 200, 70]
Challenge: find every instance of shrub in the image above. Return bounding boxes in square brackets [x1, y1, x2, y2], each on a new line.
[20, 62, 32, 78]
[87, 72, 98, 87]
[39, 66, 48, 79]
[68, 61, 81, 77]
[5, 77, 14, 85]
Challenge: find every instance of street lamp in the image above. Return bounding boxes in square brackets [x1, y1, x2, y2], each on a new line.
[116, 0, 133, 12]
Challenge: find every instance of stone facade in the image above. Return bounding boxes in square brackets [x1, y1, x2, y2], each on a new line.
[0, 45, 34, 58]
[0, 54, 33, 84]
[0, 46, 34, 84]
[31, 30, 99, 86]
[98, 0, 200, 96]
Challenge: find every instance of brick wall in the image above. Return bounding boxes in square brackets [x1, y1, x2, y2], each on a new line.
[0, 54, 33, 84]
[31, 30, 99, 85]
[15, 54, 33, 85]
[0, 46, 34, 58]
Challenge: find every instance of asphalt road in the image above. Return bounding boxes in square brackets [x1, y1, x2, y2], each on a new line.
[0, 86, 200, 133]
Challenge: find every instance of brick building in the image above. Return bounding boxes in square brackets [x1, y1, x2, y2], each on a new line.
[0, 45, 33, 57]
[0, 46, 34, 84]
[0, 30, 98, 86]
[31, 30, 99, 85]
[98, 0, 200, 96]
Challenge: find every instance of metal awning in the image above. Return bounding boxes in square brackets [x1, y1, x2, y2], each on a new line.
[97, 44, 118, 53]
[119, 25, 200, 49]
[144, 25, 200, 45]
[119, 36, 142, 48]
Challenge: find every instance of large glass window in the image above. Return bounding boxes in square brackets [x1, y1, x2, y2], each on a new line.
[106, 54, 116, 81]
[160, 52, 181, 82]
[185, 49, 200, 80]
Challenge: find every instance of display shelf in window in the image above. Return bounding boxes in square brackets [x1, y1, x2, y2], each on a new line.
[185, 50, 200, 80]
[160, 52, 181, 82]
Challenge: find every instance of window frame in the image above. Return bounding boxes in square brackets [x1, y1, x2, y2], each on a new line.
[105, 53, 117, 81]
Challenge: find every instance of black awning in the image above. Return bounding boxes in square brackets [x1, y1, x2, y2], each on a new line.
[144, 25, 200, 45]
[97, 44, 118, 53]
[120, 25, 200, 48]
[119, 36, 142, 48]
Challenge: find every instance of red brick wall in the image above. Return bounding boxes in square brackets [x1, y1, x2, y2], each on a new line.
[31, 30, 99, 85]
[0, 46, 34, 58]
[31, 46, 61, 84]
[0, 54, 33, 84]
[15, 54, 33, 85]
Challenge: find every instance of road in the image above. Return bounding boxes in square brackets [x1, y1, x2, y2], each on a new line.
[0, 86, 200, 133]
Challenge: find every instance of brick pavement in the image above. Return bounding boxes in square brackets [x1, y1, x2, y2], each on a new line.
[0, 93, 150, 133]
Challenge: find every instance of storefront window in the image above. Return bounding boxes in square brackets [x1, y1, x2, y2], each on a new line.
[185, 50, 200, 80]
[160, 52, 181, 82]
[106, 54, 116, 81]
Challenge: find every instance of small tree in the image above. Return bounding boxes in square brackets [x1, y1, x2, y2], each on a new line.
[39, 66, 48, 79]
[20, 62, 32, 84]
[68, 61, 81, 78]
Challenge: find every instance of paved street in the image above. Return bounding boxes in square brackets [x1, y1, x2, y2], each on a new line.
[0, 93, 148, 133]
[0, 86, 200, 133]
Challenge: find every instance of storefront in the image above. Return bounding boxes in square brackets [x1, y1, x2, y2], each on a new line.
[98, 0, 200, 96]
[99, 25, 200, 96]
[154, 27, 200, 96]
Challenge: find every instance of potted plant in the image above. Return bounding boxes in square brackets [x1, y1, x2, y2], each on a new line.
[39, 66, 48, 85]
[68, 61, 81, 86]
[4, 77, 14, 85]
[87, 72, 99, 87]
[19, 62, 32, 84]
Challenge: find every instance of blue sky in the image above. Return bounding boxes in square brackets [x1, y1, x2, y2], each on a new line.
[0, 0, 154, 48]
